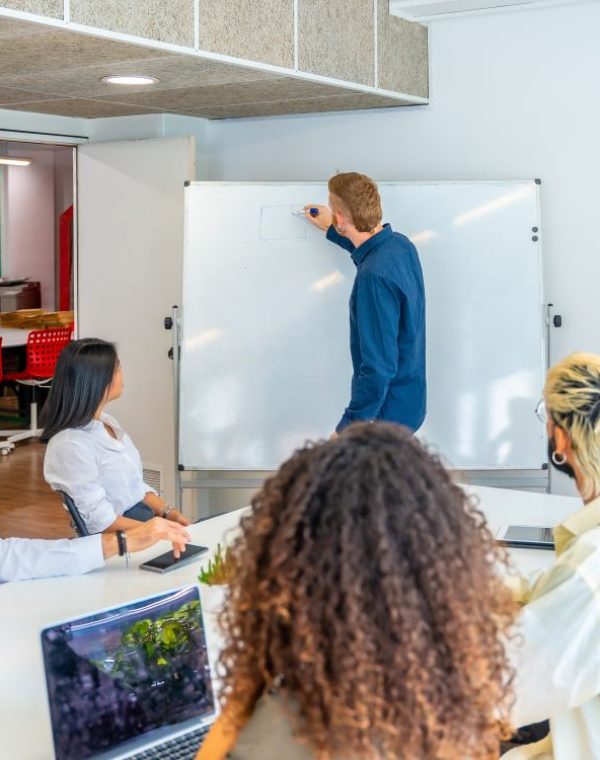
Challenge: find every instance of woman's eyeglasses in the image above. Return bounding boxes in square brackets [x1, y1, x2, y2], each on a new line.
[535, 398, 548, 424]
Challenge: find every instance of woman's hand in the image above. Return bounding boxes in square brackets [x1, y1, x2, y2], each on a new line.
[166, 509, 192, 527]
[143, 494, 192, 527]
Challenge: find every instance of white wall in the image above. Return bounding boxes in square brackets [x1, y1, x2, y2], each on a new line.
[86, 113, 213, 175]
[202, 1, 600, 370]
[0, 106, 86, 143]
[189, 1, 600, 495]
[86, 113, 164, 143]
[77, 137, 196, 505]
[163, 115, 213, 178]
[4, 147, 56, 309]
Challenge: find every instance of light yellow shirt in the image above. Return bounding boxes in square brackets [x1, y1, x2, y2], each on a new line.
[504, 496, 600, 759]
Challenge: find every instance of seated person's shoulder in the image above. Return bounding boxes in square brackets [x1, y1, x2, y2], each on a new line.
[534, 528, 600, 599]
[46, 427, 87, 448]
[99, 411, 124, 435]
[100, 411, 119, 427]
[231, 693, 312, 760]
[45, 426, 97, 463]
[565, 526, 600, 567]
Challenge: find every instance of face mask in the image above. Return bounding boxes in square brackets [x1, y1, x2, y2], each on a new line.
[548, 437, 576, 479]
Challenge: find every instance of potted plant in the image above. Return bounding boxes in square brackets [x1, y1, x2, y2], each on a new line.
[198, 543, 235, 587]
[198, 543, 235, 684]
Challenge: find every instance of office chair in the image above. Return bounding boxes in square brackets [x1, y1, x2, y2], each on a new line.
[59, 490, 90, 537]
[0, 327, 72, 450]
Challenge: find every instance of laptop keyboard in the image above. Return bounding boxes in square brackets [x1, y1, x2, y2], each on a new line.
[128, 725, 210, 759]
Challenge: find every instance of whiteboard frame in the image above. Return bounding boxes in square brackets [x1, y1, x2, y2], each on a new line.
[177, 179, 547, 478]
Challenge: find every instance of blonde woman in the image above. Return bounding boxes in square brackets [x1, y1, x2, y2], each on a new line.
[505, 352, 600, 759]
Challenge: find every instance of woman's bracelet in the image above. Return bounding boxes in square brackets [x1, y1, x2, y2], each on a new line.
[160, 506, 173, 519]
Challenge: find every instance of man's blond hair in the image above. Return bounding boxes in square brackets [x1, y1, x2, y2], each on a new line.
[328, 172, 382, 233]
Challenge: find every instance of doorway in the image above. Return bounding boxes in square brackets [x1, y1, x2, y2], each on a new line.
[0, 140, 76, 429]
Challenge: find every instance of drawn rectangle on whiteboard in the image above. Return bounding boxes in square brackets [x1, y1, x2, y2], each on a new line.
[260, 204, 307, 241]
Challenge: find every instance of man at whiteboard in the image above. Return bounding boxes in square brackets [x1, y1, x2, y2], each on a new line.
[305, 172, 426, 434]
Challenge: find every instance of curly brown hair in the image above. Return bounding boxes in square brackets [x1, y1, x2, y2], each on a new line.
[217, 422, 516, 759]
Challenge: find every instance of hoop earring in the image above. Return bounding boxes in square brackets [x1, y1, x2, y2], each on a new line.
[337, 226, 345, 234]
[552, 451, 567, 466]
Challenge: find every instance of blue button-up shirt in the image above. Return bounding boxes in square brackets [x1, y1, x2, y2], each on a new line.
[327, 223, 426, 432]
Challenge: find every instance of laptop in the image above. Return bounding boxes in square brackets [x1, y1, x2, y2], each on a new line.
[40, 586, 216, 760]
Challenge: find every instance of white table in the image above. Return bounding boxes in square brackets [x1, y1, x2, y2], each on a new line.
[0, 327, 30, 349]
[467, 484, 578, 575]
[0, 486, 579, 759]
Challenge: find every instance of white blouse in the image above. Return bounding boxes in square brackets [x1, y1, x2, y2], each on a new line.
[505, 497, 600, 759]
[44, 412, 156, 534]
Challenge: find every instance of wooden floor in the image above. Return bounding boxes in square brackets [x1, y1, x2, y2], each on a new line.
[0, 440, 72, 539]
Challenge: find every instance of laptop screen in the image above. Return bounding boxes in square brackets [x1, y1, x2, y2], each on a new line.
[41, 586, 215, 760]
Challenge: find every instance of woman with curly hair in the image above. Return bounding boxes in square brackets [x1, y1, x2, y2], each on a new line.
[197, 422, 516, 760]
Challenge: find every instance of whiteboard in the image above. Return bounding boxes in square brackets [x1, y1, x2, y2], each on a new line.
[179, 181, 544, 471]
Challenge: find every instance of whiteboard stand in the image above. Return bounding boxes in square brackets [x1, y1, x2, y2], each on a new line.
[170, 307, 266, 516]
[166, 304, 183, 511]
[178, 475, 266, 521]
[544, 301, 564, 495]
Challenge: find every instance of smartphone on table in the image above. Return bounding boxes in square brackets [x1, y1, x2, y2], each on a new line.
[139, 544, 209, 573]
[495, 525, 554, 550]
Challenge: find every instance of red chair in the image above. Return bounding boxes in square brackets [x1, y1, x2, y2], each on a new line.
[0, 327, 72, 449]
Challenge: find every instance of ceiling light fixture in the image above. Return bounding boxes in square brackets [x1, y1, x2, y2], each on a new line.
[0, 157, 32, 166]
[101, 75, 159, 86]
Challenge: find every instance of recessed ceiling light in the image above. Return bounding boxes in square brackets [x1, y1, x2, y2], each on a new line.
[0, 157, 31, 166]
[101, 75, 159, 86]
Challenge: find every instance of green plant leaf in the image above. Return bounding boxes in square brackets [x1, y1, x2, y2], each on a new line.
[160, 622, 182, 646]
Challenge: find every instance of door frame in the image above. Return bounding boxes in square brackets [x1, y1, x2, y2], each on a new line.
[0, 131, 82, 326]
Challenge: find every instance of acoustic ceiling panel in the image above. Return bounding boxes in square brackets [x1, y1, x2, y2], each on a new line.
[93, 77, 346, 110]
[0, 85, 66, 104]
[180, 92, 415, 119]
[0, 12, 423, 119]
[199, 0, 294, 69]
[378, 0, 429, 96]
[298, 0, 375, 86]
[0, 0, 62, 18]
[5, 98, 162, 117]
[0, 15, 51, 37]
[0, 56, 279, 98]
[0, 28, 171, 77]
[70, 0, 195, 47]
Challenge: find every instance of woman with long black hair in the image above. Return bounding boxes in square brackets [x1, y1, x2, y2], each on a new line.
[42, 338, 189, 535]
